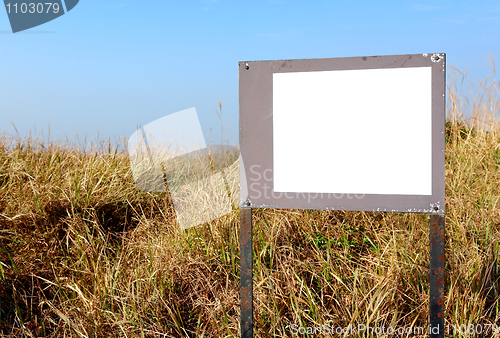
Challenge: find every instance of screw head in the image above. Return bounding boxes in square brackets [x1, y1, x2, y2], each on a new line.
[431, 54, 441, 62]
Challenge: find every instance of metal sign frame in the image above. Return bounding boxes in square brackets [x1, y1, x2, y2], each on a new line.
[238, 53, 446, 338]
[239, 53, 445, 213]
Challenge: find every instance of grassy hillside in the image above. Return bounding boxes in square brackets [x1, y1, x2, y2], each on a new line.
[1, 68, 500, 337]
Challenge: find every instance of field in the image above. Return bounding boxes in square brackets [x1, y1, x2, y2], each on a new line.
[1, 65, 500, 337]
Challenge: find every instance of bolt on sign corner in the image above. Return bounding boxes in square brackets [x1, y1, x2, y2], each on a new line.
[239, 53, 445, 213]
[4, 0, 79, 33]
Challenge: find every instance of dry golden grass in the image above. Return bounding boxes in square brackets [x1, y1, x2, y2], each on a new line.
[1, 64, 500, 337]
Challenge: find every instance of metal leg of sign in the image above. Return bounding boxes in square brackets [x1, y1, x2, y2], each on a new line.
[240, 207, 253, 338]
[429, 213, 445, 338]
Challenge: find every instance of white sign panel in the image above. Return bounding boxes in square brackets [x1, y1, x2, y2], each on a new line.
[273, 67, 432, 196]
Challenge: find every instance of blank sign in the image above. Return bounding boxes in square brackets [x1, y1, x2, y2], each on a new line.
[239, 54, 445, 212]
[273, 67, 432, 195]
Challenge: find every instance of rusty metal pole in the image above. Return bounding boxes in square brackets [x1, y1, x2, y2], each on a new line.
[429, 213, 445, 338]
[240, 207, 253, 338]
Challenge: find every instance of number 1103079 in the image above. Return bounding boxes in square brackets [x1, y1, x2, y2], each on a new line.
[5, 3, 60, 14]
[447, 324, 499, 335]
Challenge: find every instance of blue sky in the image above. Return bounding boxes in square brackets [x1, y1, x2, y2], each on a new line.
[1, 0, 499, 147]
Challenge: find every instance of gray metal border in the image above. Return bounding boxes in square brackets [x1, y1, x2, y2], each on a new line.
[239, 53, 445, 213]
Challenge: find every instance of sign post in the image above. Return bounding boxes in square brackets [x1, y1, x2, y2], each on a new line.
[430, 213, 445, 337]
[239, 53, 446, 338]
[240, 206, 253, 338]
